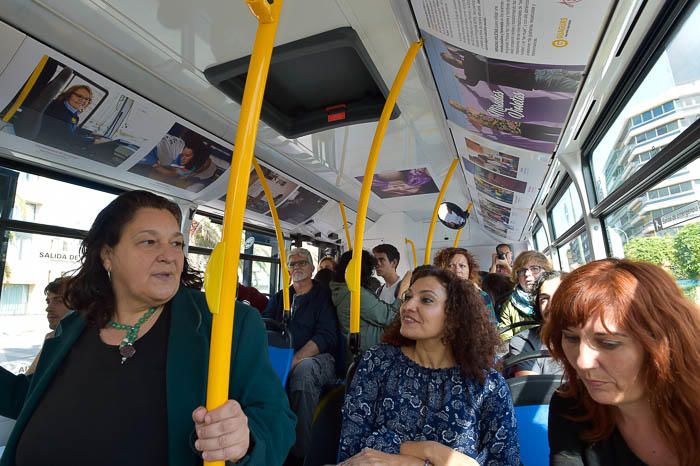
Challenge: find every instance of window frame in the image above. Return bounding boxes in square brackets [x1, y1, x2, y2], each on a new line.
[582, 0, 700, 216]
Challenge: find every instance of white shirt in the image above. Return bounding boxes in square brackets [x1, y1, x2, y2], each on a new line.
[378, 279, 400, 304]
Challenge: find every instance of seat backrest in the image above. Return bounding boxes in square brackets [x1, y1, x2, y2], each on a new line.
[304, 384, 345, 466]
[264, 318, 294, 387]
[507, 374, 562, 466]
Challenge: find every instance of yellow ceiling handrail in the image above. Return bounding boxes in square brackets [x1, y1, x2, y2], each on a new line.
[424, 158, 459, 264]
[253, 158, 290, 313]
[203, 3, 283, 465]
[348, 39, 423, 355]
[405, 237, 417, 269]
[452, 202, 473, 247]
[339, 201, 352, 249]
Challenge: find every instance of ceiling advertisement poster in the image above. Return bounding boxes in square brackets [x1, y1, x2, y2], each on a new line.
[412, 0, 613, 238]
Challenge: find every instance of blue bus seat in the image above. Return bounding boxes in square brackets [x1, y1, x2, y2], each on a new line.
[506, 374, 561, 465]
[263, 318, 293, 387]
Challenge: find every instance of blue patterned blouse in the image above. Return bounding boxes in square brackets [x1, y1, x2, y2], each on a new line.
[338, 344, 520, 465]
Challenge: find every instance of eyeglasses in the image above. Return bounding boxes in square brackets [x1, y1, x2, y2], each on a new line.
[72, 93, 92, 102]
[289, 260, 310, 269]
[516, 265, 544, 277]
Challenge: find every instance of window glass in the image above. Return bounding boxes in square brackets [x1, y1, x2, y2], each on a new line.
[604, 158, 700, 303]
[590, 3, 700, 201]
[550, 183, 583, 238]
[534, 226, 548, 252]
[189, 214, 222, 249]
[10, 172, 116, 230]
[302, 241, 319, 270]
[251, 260, 272, 295]
[0, 232, 82, 374]
[557, 230, 592, 272]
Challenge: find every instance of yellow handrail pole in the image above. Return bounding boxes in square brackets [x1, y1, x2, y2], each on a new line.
[348, 39, 423, 353]
[339, 202, 352, 248]
[253, 158, 290, 313]
[452, 202, 473, 247]
[204, 3, 282, 465]
[424, 158, 459, 264]
[2, 55, 48, 122]
[405, 238, 417, 269]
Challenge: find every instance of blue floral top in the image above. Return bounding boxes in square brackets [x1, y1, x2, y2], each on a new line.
[338, 344, 519, 465]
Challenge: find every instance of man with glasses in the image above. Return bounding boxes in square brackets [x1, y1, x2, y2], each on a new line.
[499, 251, 553, 339]
[263, 247, 338, 464]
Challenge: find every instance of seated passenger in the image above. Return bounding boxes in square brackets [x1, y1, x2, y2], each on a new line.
[338, 266, 519, 465]
[0, 190, 295, 465]
[312, 267, 334, 289]
[329, 250, 406, 355]
[236, 281, 268, 313]
[489, 243, 514, 276]
[263, 247, 338, 462]
[499, 250, 553, 339]
[26, 276, 73, 375]
[433, 247, 497, 322]
[507, 271, 566, 377]
[318, 255, 336, 272]
[36, 85, 96, 151]
[543, 259, 700, 466]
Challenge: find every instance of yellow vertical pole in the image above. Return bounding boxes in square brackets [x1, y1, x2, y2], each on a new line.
[405, 238, 417, 269]
[203, 2, 282, 465]
[2, 55, 48, 122]
[252, 159, 290, 312]
[424, 158, 459, 264]
[348, 40, 423, 354]
[452, 202, 473, 247]
[339, 201, 352, 248]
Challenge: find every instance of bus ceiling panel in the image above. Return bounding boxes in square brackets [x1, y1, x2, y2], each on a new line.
[555, 0, 667, 154]
[0, 21, 25, 76]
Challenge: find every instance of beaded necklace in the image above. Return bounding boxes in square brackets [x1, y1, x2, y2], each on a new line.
[108, 306, 158, 364]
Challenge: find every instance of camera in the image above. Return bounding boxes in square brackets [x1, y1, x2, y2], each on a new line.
[497, 252, 506, 260]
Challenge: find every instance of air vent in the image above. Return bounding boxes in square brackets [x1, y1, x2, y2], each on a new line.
[205, 27, 399, 139]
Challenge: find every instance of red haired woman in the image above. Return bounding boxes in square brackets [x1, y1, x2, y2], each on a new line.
[542, 259, 700, 466]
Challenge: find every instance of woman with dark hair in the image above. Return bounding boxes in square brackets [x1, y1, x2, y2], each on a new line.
[0, 190, 295, 465]
[480, 272, 514, 321]
[330, 250, 408, 354]
[338, 266, 519, 465]
[500, 250, 553, 338]
[151, 131, 217, 190]
[433, 247, 496, 322]
[507, 270, 566, 377]
[542, 259, 700, 466]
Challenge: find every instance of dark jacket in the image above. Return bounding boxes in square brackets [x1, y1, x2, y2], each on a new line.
[36, 99, 93, 152]
[549, 392, 645, 465]
[0, 286, 296, 466]
[263, 280, 338, 354]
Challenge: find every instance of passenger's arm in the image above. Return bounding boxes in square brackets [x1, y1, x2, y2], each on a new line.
[308, 294, 338, 356]
[401, 441, 478, 466]
[0, 366, 32, 420]
[339, 448, 424, 465]
[260, 292, 278, 320]
[475, 372, 520, 465]
[358, 287, 400, 327]
[337, 348, 388, 461]
[291, 339, 320, 369]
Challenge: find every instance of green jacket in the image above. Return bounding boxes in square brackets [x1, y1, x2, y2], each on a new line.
[0, 286, 295, 466]
[329, 281, 400, 354]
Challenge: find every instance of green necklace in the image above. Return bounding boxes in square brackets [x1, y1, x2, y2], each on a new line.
[108, 306, 158, 364]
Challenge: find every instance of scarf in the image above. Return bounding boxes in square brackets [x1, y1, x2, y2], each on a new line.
[509, 285, 534, 317]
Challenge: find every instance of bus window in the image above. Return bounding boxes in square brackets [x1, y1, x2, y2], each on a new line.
[10, 172, 116, 230]
[189, 213, 223, 249]
[533, 224, 548, 253]
[604, 159, 700, 303]
[550, 182, 583, 239]
[557, 230, 592, 272]
[590, 2, 700, 202]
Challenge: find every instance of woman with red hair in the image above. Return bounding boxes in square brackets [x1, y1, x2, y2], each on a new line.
[542, 258, 700, 466]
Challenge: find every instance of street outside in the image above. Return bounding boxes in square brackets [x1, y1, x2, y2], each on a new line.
[0, 315, 49, 374]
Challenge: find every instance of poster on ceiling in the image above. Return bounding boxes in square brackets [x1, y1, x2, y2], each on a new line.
[356, 167, 440, 199]
[0, 35, 234, 201]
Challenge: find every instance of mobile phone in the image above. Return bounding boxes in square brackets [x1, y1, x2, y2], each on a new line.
[497, 252, 506, 260]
